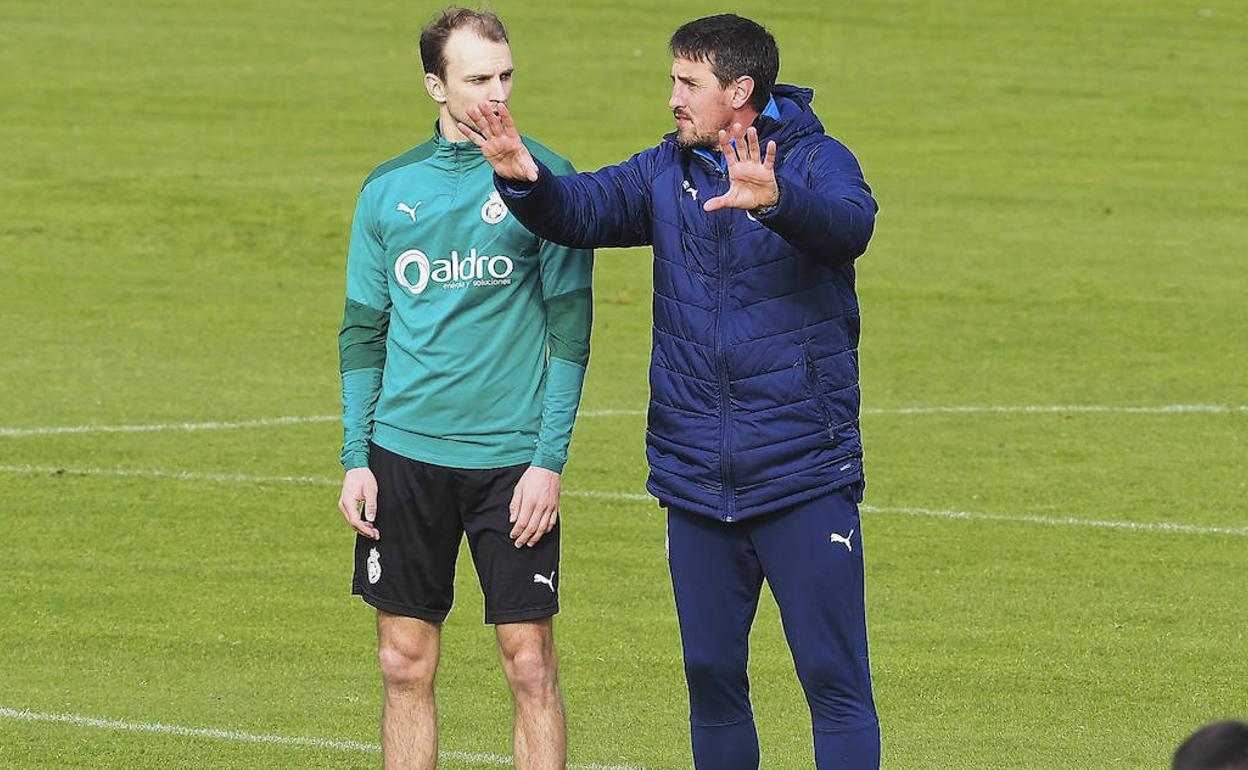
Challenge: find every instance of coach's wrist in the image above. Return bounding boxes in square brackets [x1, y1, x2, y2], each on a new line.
[752, 183, 781, 218]
[495, 170, 540, 197]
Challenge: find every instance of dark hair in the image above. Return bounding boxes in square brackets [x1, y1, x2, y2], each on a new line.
[420, 7, 509, 80]
[669, 14, 779, 112]
[1174, 721, 1248, 770]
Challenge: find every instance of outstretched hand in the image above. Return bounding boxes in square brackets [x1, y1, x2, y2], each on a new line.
[458, 102, 539, 182]
[703, 123, 779, 213]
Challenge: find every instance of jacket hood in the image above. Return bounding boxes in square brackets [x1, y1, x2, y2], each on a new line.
[756, 84, 824, 149]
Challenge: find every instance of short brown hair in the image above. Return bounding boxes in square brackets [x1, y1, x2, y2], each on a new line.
[670, 14, 779, 112]
[420, 7, 509, 80]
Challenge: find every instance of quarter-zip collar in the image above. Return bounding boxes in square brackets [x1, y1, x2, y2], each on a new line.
[430, 119, 490, 171]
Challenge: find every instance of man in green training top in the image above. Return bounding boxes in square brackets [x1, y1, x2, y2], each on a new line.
[335, 8, 592, 769]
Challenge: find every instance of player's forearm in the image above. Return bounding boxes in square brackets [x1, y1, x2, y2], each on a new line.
[532, 358, 587, 473]
[532, 288, 592, 473]
[339, 298, 389, 469]
[340, 368, 383, 470]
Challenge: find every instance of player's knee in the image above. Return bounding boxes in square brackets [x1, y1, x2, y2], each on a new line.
[377, 640, 436, 691]
[501, 645, 557, 701]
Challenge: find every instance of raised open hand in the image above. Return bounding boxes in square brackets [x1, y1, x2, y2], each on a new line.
[702, 123, 779, 213]
[458, 102, 539, 182]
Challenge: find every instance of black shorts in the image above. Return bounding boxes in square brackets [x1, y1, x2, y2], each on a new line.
[352, 443, 560, 625]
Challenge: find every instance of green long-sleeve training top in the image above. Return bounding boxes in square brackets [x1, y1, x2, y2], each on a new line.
[338, 124, 593, 473]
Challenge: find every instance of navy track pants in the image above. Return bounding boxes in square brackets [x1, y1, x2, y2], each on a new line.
[667, 484, 880, 769]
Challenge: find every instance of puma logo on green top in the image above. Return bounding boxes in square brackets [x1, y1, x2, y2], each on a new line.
[395, 201, 421, 223]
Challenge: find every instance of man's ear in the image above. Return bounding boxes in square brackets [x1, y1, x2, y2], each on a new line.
[425, 72, 447, 104]
[731, 76, 756, 110]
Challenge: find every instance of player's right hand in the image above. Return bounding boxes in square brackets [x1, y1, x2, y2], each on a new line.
[459, 102, 540, 182]
[338, 467, 380, 541]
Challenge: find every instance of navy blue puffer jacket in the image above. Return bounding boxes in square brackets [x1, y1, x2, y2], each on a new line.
[497, 84, 877, 521]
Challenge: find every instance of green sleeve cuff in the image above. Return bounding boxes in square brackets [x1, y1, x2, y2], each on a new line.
[530, 453, 566, 474]
[342, 452, 371, 471]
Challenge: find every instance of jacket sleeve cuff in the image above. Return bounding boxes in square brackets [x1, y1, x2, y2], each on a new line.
[753, 171, 805, 232]
[495, 158, 553, 198]
[751, 185, 781, 219]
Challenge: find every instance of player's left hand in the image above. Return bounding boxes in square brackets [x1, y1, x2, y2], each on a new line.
[702, 123, 779, 213]
[509, 466, 561, 548]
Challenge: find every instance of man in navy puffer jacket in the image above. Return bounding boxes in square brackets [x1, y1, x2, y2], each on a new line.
[463, 14, 880, 769]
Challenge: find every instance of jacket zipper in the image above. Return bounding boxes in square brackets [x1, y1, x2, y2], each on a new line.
[706, 158, 736, 521]
[801, 341, 835, 433]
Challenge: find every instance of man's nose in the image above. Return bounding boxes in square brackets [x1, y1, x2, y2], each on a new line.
[488, 78, 507, 104]
[668, 87, 681, 110]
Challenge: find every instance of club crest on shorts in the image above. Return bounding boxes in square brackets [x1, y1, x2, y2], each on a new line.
[481, 191, 508, 225]
[367, 547, 382, 584]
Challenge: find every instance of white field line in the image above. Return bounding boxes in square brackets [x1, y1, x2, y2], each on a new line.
[2, 464, 1244, 537]
[0, 414, 338, 438]
[858, 504, 1248, 537]
[2, 404, 1245, 438]
[0, 410, 640, 437]
[0, 707, 650, 770]
[862, 404, 1248, 415]
[0, 464, 337, 487]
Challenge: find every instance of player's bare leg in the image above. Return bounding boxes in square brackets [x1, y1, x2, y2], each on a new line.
[496, 618, 566, 770]
[377, 611, 442, 769]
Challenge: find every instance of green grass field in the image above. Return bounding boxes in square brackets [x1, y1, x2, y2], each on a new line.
[2, 0, 1245, 767]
